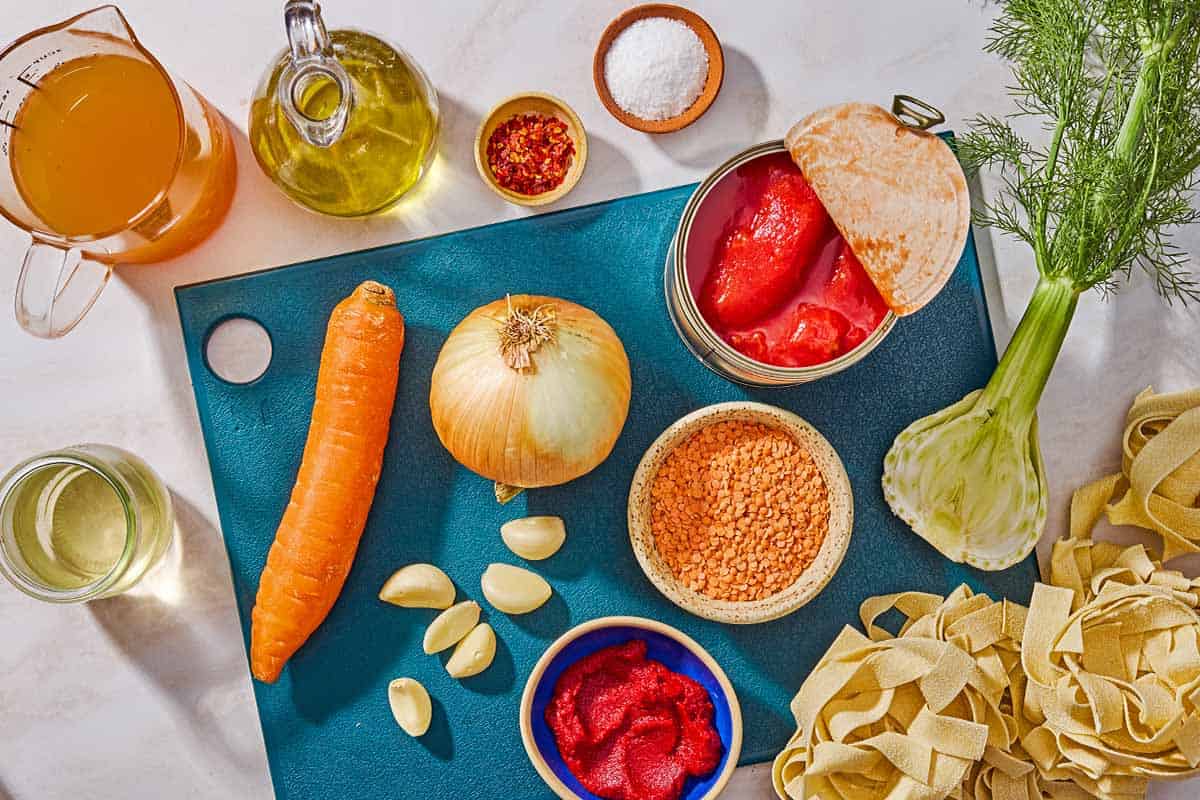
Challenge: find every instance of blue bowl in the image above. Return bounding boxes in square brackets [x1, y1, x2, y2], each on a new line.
[519, 616, 743, 800]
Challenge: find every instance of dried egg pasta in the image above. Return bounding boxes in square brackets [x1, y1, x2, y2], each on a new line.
[1071, 386, 1200, 562]
[1023, 534, 1200, 798]
[772, 586, 1031, 800]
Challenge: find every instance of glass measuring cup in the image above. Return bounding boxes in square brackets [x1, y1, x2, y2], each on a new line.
[0, 6, 237, 338]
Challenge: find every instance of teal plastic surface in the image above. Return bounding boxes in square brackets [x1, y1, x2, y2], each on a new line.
[176, 183, 1038, 800]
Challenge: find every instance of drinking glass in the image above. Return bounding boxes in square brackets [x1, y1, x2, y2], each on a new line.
[0, 444, 174, 602]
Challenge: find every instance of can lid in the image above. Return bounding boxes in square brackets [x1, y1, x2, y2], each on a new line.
[784, 102, 970, 317]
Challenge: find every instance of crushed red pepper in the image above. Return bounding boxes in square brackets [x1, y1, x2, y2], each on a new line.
[486, 113, 574, 196]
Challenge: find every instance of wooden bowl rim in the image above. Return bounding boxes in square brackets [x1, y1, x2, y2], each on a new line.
[519, 615, 743, 800]
[627, 402, 854, 625]
[473, 92, 589, 207]
[592, 4, 725, 134]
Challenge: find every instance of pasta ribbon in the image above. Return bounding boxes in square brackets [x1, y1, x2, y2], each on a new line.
[1022, 516, 1200, 797]
[1075, 386, 1200, 562]
[772, 587, 1031, 800]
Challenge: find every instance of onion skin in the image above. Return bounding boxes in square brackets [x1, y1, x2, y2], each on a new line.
[430, 295, 631, 491]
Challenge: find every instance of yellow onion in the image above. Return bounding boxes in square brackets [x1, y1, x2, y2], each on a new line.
[430, 295, 631, 502]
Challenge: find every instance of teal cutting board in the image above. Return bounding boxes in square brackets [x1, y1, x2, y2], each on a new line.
[176, 183, 1038, 800]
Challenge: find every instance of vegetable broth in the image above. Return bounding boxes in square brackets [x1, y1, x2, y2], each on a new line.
[11, 53, 181, 237]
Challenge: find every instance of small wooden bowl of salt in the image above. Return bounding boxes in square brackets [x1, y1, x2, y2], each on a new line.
[594, 4, 724, 133]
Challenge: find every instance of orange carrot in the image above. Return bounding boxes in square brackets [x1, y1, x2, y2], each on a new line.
[250, 280, 405, 684]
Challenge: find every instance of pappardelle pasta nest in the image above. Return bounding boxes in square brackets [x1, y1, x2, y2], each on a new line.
[774, 386, 1200, 800]
[773, 541, 1200, 800]
[1026, 537, 1200, 798]
[772, 585, 1033, 800]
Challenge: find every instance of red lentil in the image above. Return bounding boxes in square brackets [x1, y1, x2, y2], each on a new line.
[486, 113, 574, 195]
[649, 420, 830, 602]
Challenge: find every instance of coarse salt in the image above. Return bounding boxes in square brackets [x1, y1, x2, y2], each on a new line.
[604, 17, 709, 122]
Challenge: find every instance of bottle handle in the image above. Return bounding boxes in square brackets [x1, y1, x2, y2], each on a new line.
[14, 239, 112, 338]
[280, 0, 353, 148]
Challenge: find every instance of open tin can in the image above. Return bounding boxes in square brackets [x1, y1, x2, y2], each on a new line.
[665, 97, 962, 388]
[665, 141, 894, 387]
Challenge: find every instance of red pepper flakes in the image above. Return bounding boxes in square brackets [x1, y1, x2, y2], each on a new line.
[486, 113, 575, 196]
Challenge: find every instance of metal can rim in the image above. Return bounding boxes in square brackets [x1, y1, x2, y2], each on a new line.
[669, 140, 898, 385]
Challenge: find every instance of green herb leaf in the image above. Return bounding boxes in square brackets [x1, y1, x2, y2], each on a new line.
[971, 0, 1200, 302]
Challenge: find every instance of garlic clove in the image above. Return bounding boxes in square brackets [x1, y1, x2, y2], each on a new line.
[481, 563, 552, 614]
[445, 623, 496, 679]
[379, 564, 456, 609]
[423, 601, 481, 654]
[501, 516, 566, 561]
[387, 677, 432, 737]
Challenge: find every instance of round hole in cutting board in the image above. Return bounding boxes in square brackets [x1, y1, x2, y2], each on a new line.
[204, 317, 273, 384]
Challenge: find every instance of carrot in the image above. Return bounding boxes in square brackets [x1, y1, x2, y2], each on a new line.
[250, 280, 405, 684]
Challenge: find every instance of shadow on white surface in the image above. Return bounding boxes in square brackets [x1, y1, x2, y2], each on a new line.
[579, 129, 641, 200]
[723, 761, 774, 797]
[964, 166, 1014, 350]
[87, 492, 264, 779]
[651, 47, 770, 167]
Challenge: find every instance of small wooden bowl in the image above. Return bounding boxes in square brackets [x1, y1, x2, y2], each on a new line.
[474, 93, 588, 207]
[520, 616, 742, 800]
[593, 4, 724, 133]
[628, 402, 854, 625]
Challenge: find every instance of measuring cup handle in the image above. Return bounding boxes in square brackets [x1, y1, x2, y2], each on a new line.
[14, 240, 112, 338]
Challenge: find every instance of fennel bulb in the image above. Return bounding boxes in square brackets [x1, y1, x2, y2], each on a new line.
[883, 0, 1200, 570]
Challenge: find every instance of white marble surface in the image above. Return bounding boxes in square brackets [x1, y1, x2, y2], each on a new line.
[0, 2, 1197, 799]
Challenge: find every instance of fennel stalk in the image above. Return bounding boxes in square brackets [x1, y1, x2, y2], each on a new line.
[883, 0, 1200, 570]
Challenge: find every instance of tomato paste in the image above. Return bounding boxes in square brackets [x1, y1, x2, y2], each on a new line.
[697, 153, 889, 367]
[545, 639, 723, 800]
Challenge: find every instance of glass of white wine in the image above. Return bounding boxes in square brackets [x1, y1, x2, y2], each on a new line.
[0, 444, 174, 602]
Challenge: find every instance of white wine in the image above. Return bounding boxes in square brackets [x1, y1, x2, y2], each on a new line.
[11, 464, 127, 588]
[0, 445, 173, 600]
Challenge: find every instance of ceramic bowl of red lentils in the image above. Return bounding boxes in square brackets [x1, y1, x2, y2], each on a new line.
[627, 402, 853, 624]
[474, 92, 588, 207]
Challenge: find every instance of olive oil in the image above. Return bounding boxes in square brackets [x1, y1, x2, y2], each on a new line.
[249, 30, 439, 217]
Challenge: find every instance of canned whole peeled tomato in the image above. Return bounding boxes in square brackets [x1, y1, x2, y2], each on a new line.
[664, 141, 897, 388]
